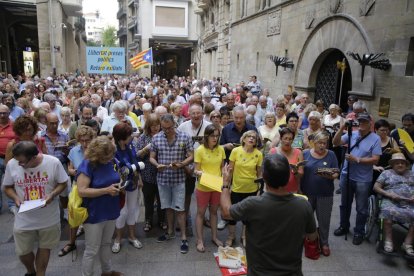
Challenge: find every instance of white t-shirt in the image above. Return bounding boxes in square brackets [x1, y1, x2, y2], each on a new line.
[2, 155, 69, 230]
[177, 120, 211, 150]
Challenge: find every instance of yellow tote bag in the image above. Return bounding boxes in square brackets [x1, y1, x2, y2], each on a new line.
[68, 184, 88, 228]
[199, 173, 223, 192]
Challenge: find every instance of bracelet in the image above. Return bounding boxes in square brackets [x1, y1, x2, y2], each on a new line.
[221, 185, 230, 191]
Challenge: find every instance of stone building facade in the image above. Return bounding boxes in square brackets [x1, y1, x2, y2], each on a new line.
[0, 0, 87, 77]
[195, 0, 414, 123]
[118, 0, 198, 78]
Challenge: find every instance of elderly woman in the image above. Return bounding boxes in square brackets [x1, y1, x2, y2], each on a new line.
[303, 111, 322, 149]
[275, 102, 287, 127]
[372, 119, 399, 184]
[138, 102, 152, 129]
[58, 125, 96, 257]
[112, 121, 143, 253]
[259, 112, 280, 153]
[135, 114, 166, 232]
[315, 100, 329, 117]
[77, 136, 123, 276]
[226, 130, 263, 247]
[58, 106, 73, 134]
[170, 102, 184, 127]
[209, 111, 222, 130]
[301, 131, 339, 256]
[101, 100, 138, 133]
[373, 153, 414, 256]
[269, 128, 304, 193]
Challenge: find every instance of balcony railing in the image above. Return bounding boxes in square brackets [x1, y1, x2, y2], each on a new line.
[117, 7, 126, 19]
[117, 27, 127, 37]
[128, 20, 136, 30]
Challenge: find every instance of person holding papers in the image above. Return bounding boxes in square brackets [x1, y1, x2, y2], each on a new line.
[194, 124, 226, 252]
[226, 130, 263, 247]
[2, 141, 68, 276]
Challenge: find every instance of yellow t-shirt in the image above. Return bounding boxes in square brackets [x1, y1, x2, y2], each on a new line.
[194, 145, 226, 192]
[229, 147, 263, 193]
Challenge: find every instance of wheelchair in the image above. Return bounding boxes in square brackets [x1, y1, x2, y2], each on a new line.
[364, 193, 414, 260]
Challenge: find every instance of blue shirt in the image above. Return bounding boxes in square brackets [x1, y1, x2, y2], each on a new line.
[302, 150, 338, 196]
[41, 130, 69, 164]
[114, 142, 139, 191]
[9, 106, 25, 121]
[341, 131, 382, 182]
[68, 145, 84, 170]
[220, 122, 261, 159]
[78, 159, 120, 224]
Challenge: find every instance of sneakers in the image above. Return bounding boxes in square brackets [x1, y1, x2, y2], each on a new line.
[333, 226, 348, 236]
[352, 235, 364, 245]
[157, 232, 176, 243]
[180, 240, 189, 254]
[217, 220, 228, 230]
[111, 242, 121, 253]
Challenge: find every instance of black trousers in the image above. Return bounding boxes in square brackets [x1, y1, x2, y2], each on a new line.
[142, 181, 165, 224]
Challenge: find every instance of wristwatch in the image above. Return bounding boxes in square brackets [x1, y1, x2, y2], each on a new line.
[221, 185, 230, 191]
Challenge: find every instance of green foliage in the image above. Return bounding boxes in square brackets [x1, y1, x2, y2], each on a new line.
[86, 39, 99, 47]
[101, 26, 118, 47]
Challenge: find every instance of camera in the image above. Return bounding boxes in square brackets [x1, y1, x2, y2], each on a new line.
[192, 136, 203, 143]
[344, 120, 359, 128]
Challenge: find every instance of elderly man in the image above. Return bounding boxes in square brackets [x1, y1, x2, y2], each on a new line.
[150, 114, 193, 254]
[332, 113, 381, 245]
[68, 104, 93, 140]
[221, 153, 317, 276]
[220, 106, 261, 160]
[101, 100, 137, 134]
[182, 93, 202, 118]
[43, 93, 62, 122]
[247, 75, 262, 96]
[256, 95, 274, 125]
[294, 93, 309, 115]
[2, 141, 68, 276]
[90, 94, 108, 123]
[0, 105, 15, 212]
[177, 104, 211, 235]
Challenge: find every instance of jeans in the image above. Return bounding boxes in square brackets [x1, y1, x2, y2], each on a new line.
[339, 175, 371, 236]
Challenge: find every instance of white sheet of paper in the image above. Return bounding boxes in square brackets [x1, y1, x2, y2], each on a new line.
[18, 199, 46, 213]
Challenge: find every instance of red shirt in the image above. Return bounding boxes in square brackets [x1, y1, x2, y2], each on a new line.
[0, 122, 16, 157]
[181, 103, 190, 118]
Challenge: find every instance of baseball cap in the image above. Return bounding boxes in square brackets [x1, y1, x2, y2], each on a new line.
[356, 112, 371, 121]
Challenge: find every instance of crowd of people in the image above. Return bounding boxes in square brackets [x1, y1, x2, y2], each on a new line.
[0, 72, 413, 275]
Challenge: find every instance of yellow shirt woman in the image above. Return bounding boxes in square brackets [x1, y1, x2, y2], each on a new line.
[194, 145, 226, 192]
[229, 146, 263, 193]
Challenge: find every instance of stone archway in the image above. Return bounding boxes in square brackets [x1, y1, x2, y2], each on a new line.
[295, 14, 374, 99]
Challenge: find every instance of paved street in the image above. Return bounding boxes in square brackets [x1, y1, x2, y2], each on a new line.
[1, 181, 413, 276]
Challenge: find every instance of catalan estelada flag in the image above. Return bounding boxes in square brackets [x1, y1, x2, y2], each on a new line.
[130, 48, 153, 70]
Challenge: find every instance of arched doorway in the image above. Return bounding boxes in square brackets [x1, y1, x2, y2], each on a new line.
[314, 49, 352, 111]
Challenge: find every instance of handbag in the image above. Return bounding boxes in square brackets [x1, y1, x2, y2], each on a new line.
[68, 184, 88, 228]
[304, 235, 321, 260]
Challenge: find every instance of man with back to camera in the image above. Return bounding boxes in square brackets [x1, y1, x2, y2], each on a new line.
[220, 153, 317, 276]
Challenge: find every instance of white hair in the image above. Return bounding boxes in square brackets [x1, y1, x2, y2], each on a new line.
[142, 102, 152, 111]
[112, 100, 128, 112]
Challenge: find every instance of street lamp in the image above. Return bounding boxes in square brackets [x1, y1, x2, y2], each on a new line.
[347, 52, 391, 82]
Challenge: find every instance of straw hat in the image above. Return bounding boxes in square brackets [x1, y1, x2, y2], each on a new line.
[388, 152, 410, 166]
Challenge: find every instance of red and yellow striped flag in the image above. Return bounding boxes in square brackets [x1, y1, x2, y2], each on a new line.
[129, 48, 153, 70]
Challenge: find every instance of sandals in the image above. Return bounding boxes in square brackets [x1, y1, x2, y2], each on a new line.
[143, 221, 152, 232]
[211, 239, 223, 247]
[58, 243, 76, 257]
[196, 241, 205, 253]
[384, 240, 393, 253]
[402, 243, 414, 256]
[159, 221, 167, 230]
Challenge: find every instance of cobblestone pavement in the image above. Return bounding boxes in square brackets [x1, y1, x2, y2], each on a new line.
[1, 182, 413, 276]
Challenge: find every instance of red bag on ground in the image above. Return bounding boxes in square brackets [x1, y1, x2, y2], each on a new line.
[304, 236, 320, 260]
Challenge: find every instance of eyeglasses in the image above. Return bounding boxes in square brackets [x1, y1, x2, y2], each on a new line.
[211, 115, 221, 119]
[161, 125, 174, 132]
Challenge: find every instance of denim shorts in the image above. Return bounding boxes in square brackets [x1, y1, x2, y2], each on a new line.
[158, 184, 185, 211]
